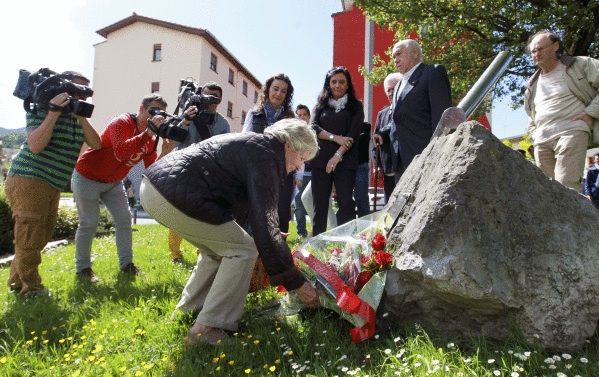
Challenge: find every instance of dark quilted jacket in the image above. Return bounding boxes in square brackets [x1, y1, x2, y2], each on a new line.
[144, 132, 305, 290]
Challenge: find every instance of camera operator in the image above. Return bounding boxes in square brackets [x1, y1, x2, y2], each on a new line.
[161, 82, 231, 264]
[6, 71, 101, 297]
[71, 94, 167, 282]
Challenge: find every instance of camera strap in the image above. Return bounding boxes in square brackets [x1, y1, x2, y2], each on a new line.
[193, 119, 212, 141]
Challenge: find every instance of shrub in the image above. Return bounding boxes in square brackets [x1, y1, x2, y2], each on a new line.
[52, 206, 115, 240]
[0, 183, 14, 255]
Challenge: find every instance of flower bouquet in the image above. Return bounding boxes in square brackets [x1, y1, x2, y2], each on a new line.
[288, 211, 394, 342]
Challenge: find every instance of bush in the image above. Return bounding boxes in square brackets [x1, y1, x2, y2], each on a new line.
[0, 183, 14, 255]
[52, 206, 114, 240]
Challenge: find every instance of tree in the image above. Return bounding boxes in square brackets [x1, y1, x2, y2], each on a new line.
[356, 0, 599, 107]
[1, 132, 26, 148]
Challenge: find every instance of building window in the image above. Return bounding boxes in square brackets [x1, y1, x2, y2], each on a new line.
[241, 110, 247, 125]
[253, 90, 258, 104]
[228, 69, 234, 85]
[152, 44, 162, 61]
[227, 101, 233, 118]
[210, 53, 218, 72]
[151, 82, 160, 93]
[242, 80, 248, 96]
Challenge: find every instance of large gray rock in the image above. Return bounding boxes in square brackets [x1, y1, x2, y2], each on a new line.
[384, 121, 599, 351]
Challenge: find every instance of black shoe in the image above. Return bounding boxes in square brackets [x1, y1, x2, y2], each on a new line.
[120, 263, 140, 275]
[76, 268, 100, 283]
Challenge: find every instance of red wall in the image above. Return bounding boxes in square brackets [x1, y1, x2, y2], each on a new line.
[332, 7, 396, 126]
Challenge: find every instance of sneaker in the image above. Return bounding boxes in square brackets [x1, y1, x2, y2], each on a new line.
[21, 287, 50, 298]
[120, 263, 140, 275]
[185, 326, 229, 347]
[76, 267, 100, 283]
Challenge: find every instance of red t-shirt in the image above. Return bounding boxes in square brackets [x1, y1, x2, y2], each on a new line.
[76, 113, 157, 183]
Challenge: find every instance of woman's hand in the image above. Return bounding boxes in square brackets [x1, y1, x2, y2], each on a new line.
[326, 153, 342, 173]
[334, 135, 354, 149]
[296, 281, 319, 308]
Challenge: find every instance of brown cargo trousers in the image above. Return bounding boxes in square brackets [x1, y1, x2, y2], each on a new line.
[5, 175, 60, 295]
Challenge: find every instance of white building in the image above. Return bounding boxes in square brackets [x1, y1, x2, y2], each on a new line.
[91, 13, 262, 133]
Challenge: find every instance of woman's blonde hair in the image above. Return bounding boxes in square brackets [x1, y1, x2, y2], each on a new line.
[264, 118, 318, 160]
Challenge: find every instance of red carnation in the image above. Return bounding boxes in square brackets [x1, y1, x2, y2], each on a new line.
[373, 251, 393, 269]
[355, 270, 373, 292]
[371, 232, 386, 251]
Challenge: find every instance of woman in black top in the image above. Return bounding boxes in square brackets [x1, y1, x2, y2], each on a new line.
[311, 67, 364, 236]
[243, 73, 295, 233]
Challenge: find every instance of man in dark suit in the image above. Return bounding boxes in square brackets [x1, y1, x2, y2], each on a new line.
[392, 39, 452, 171]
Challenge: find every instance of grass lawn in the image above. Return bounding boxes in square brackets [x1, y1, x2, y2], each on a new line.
[1, 224, 598, 376]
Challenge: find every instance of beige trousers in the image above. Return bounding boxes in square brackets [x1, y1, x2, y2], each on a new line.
[140, 177, 258, 331]
[535, 130, 589, 192]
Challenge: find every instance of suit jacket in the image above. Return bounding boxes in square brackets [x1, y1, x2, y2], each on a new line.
[373, 105, 399, 174]
[393, 63, 452, 169]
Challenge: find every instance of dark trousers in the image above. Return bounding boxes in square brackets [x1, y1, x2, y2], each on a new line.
[294, 175, 311, 237]
[354, 162, 370, 217]
[278, 173, 295, 233]
[383, 174, 397, 202]
[311, 167, 356, 236]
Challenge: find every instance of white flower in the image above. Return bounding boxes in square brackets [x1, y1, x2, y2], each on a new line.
[556, 372, 567, 377]
[553, 355, 562, 362]
[544, 358, 556, 364]
[447, 342, 455, 348]
[580, 357, 588, 363]
[493, 371, 500, 376]
[382, 312, 389, 317]
[561, 353, 572, 360]
[549, 365, 557, 370]
[488, 359, 496, 364]
[384, 349, 391, 355]
[511, 372, 519, 377]
[394, 337, 402, 343]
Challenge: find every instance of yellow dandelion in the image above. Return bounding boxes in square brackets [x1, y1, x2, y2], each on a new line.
[244, 368, 252, 374]
[253, 340, 260, 345]
[80, 335, 86, 340]
[59, 339, 65, 344]
[286, 350, 293, 356]
[88, 355, 96, 362]
[212, 357, 219, 363]
[135, 328, 145, 335]
[143, 363, 153, 370]
[30, 331, 36, 335]
[99, 356, 106, 362]
[71, 370, 81, 377]
[0, 356, 8, 364]
[276, 327, 281, 332]
[274, 359, 281, 364]
[67, 337, 73, 341]
[42, 330, 47, 335]
[119, 367, 127, 372]
[219, 352, 226, 359]
[269, 366, 276, 372]
[25, 340, 33, 346]
[33, 336, 38, 341]
[215, 366, 221, 372]
[43, 340, 49, 344]
[135, 371, 143, 377]
[161, 356, 169, 362]
[228, 360, 235, 365]
[92, 344, 103, 353]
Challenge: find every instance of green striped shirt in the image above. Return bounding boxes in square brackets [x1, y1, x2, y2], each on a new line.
[8, 110, 85, 191]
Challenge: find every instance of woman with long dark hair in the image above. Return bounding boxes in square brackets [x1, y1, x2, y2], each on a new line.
[243, 73, 296, 233]
[310, 66, 364, 236]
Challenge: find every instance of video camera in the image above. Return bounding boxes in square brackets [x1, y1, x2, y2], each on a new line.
[13, 68, 95, 118]
[176, 79, 221, 126]
[146, 108, 188, 143]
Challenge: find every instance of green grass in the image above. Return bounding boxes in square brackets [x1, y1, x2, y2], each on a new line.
[1, 224, 599, 376]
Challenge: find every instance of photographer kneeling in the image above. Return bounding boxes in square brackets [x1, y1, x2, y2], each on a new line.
[140, 118, 320, 346]
[71, 94, 168, 282]
[6, 71, 101, 297]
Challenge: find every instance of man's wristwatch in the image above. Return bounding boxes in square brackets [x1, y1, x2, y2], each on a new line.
[328, 134, 335, 141]
[334, 151, 343, 160]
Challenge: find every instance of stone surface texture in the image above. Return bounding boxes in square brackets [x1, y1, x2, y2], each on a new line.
[384, 121, 599, 351]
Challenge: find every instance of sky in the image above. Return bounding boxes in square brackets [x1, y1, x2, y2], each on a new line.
[0, 0, 528, 139]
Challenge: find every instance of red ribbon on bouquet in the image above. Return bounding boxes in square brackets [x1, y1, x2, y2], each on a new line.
[292, 250, 376, 343]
